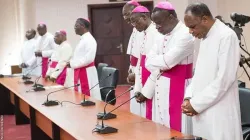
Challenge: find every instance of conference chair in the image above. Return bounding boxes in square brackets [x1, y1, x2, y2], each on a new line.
[97, 63, 108, 82]
[99, 67, 119, 105]
[239, 87, 250, 140]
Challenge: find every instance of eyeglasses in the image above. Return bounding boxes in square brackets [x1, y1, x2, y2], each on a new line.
[153, 14, 171, 27]
[131, 17, 143, 26]
[123, 12, 132, 20]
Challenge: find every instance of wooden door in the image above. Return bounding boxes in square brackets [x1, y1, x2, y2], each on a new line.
[88, 2, 153, 84]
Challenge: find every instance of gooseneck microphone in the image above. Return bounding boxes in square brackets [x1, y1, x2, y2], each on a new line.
[22, 62, 42, 80]
[33, 69, 60, 92]
[42, 84, 80, 106]
[93, 92, 139, 134]
[23, 59, 51, 84]
[80, 73, 112, 106]
[97, 86, 133, 120]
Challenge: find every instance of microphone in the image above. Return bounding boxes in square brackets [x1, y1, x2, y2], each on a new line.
[42, 84, 80, 106]
[97, 86, 133, 120]
[22, 62, 42, 80]
[32, 69, 60, 92]
[94, 92, 140, 134]
[23, 59, 51, 84]
[32, 75, 45, 91]
[80, 73, 112, 107]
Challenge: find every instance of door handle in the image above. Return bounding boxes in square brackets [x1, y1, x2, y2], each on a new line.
[116, 43, 123, 53]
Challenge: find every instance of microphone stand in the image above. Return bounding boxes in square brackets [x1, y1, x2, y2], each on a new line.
[32, 75, 45, 91]
[97, 86, 133, 120]
[32, 69, 59, 92]
[22, 59, 51, 84]
[42, 84, 80, 106]
[239, 32, 250, 81]
[240, 56, 250, 81]
[80, 94, 96, 106]
[94, 93, 138, 134]
[80, 73, 112, 106]
[22, 62, 42, 84]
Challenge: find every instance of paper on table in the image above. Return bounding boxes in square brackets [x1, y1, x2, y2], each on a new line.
[44, 85, 64, 90]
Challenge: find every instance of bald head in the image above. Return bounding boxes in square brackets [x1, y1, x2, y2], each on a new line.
[37, 23, 47, 36]
[151, 7, 178, 35]
[25, 29, 36, 40]
[54, 30, 66, 45]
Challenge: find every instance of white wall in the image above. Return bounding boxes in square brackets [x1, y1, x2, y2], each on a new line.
[34, 0, 185, 47]
[0, 0, 187, 74]
[0, 0, 22, 74]
[189, 0, 250, 87]
[217, 0, 250, 87]
[2, 0, 249, 86]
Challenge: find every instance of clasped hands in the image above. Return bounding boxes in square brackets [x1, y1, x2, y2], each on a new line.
[20, 63, 28, 68]
[181, 99, 198, 117]
[134, 92, 147, 103]
[45, 76, 56, 83]
[127, 72, 135, 85]
[135, 92, 198, 116]
[35, 51, 42, 57]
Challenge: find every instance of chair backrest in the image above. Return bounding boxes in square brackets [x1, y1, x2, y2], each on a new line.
[97, 63, 108, 81]
[11, 65, 22, 74]
[99, 67, 119, 88]
[239, 88, 250, 123]
[238, 80, 246, 88]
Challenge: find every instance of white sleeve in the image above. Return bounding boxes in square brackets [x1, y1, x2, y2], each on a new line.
[185, 83, 193, 98]
[20, 46, 24, 64]
[145, 43, 160, 73]
[190, 33, 240, 113]
[70, 40, 96, 69]
[133, 59, 142, 93]
[42, 50, 54, 58]
[148, 33, 194, 70]
[127, 31, 134, 73]
[46, 65, 53, 76]
[127, 31, 134, 55]
[42, 38, 56, 57]
[26, 56, 37, 66]
[141, 70, 159, 99]
[140, 41, 160, 99]
[26, 41, 38, 66]
[51, 45, 72, 78]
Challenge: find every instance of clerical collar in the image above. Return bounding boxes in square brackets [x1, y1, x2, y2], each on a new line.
[204, 19, 218, 39]
[80, 32, 90, 40]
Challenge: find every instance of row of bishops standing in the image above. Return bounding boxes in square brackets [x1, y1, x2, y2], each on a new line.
[124, 1, 242, 140]
[19, 0, 243, 139]
[20, 18, 101, 100]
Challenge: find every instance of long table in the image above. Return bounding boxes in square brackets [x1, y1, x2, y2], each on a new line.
[0, 77, 193, 140]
